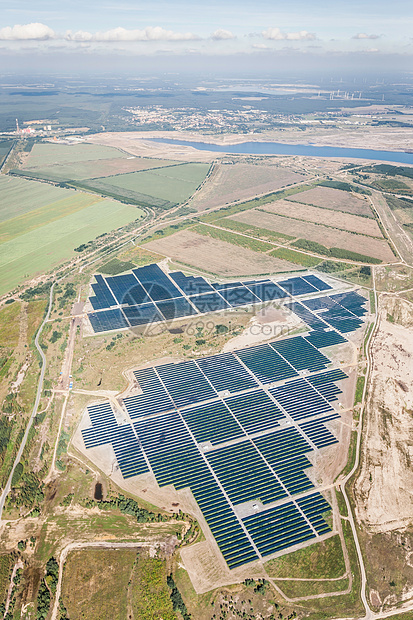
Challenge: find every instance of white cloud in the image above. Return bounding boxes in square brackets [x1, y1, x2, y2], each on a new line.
[0, 22, 55, 41]
[262, 27, 316, 41]
[352, 33, 380, 40]
[65, 26, 200, 42]
[210, 29, 235, 40]
[252, 43, 270, 49]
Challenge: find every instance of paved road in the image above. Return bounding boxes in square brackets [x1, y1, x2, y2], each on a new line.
[0, 283, 55, 519]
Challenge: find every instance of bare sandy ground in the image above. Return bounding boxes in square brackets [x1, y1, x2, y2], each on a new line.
[222, 305, 304, 352]
[85, 133, 216, 162]
[85, 125, 413, 153]
[355, 296, 413, 531]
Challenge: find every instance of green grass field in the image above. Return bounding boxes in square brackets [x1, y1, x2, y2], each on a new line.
[0, 176, 83, 223]
[77, 162, 210, 208]
[17, 156, 180, 183]
[0, 554, 12, 608]
[265, 535, 346, 579]
[0, 191, 104, 243]
[0, 200, 142, 295]
[0, 178, 144, 295]
[270, 246, 322, 267]
[0, 140, 13, 167]
[24, 142, 126, 168]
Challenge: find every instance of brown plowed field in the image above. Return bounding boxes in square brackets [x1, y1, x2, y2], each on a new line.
[189, 163, 306, 211]
[230, 210, 394, 261]
[144, 229, 300, 276]
[286, 186, 373, 217]
[260, 199, 383, 237]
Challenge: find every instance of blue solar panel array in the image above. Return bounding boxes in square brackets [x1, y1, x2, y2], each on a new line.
[285, 302, 328, 331]
[87, 264, 336, 333]
[270, 379, 334, 421]
[133, 263, 182, 301]
[81, 403, 149, 479]
[170, 271, 215, 295]
[242, 500, 315, 556]
[123, 367, 174, 419]
[298, 291, 368, 334]
[224, 391, 285, 434]
[81, 327, 353, 567]
[180, 400, 246, 446]
[132, 410, 258, 568]
[270, 337, 330, 373]
[197, 353, 258, 394]
[300, 415, 340, 449]
[206, 441, 287, 505]
[304, 330, 347, 349]
[236, 344, 298, 384]
[89, 275, 117, 310]
[88, 308, 129, 333]
[307, 369, 348, 402]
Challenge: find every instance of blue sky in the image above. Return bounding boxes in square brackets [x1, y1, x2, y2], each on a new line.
[0, 0, 412, 72]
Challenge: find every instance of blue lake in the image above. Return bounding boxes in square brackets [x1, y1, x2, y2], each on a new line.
[150, 138, 413, 165]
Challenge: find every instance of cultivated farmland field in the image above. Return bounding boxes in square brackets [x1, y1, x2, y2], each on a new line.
[188, 162, 306, 211]
[0, 175, 79, 223]
[75, 162, 210, 208]
[144, 228, 300, 276]
[18, 156, 180, 182]
[286, 186, 373, 217]
[0, 176, 144, 295]
[230, 209, 395, 261]
[261, 199, 383, 237]
[99, 163, 210, 202]
[24, 142, 126, 167]
[0, 140, 13, 167]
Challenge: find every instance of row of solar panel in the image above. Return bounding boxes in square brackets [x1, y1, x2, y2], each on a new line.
[241, 493, 331, 556]
[81, 401, 337, 566]
[88, 264, 333, 333]
[295, 291, 368, 334]
[91, 264, 332, 311]
[123, 334, 347, 423]
[82, 401, 340, 490]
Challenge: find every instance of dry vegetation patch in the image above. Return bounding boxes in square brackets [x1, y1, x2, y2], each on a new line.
[286, 186, 373, 217]
[375, 264, 413, 292]
[61, 548, 137, 620]
[260, 199, 383, 237]
[188, 162, 306, 211]
[143, 229, 299, 276]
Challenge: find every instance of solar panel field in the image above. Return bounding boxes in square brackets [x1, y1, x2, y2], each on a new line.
[79, 320, 357, 569]
[85, 262, 368, 337]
